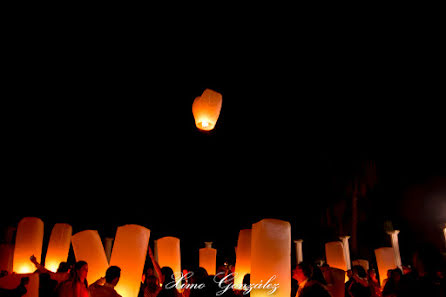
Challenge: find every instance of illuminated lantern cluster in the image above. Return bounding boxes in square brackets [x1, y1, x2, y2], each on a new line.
[13, 217, 44, 274]
[192, 89, 223, 131]
[251, 218, 291, 297]
[45, 223, 72, 272]
[199, 242, 217, 275]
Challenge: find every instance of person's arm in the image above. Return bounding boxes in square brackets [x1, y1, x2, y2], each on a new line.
[30, 255, 52, 274]
[148, 246, 163, 283]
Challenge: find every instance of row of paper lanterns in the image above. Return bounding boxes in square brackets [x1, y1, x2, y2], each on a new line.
[1, 217, 445, 297]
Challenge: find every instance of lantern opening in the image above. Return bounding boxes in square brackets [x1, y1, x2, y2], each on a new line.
[198, 120, 213, 131]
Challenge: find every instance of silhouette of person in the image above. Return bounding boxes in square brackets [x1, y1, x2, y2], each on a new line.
[89, 266, 122, 297]
[293, 262, 331, 297]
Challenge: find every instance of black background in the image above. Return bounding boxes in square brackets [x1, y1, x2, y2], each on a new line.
[1, 14, 445, 271]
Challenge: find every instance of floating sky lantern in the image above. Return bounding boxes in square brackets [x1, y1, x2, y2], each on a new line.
[192, 89, 223, 131]
[109, 224, 151, 297]
[251, 219, 291, 297]
[45, 223, 72, 272]
[13, 217, 44, 274]
[199, 242, 217, 276]
[374, 247, 397, 286]
[156, 237, 181, 284]
[71, 230, 109, 285]
[234, 229, 251, 288]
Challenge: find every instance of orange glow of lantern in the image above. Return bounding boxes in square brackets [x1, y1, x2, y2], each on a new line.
[325, 242, 347, 270]
[374, 247, 397, 286]
[13, 217, 44, 274]
[109, 224, 151, 297]
[325, 241, 348, 282]
[156, 237, 181, 284]
[327, 267, 347, 297]
[352, 259, 369, 272]
[251, 219, 291, 297]
[71, 230, 109, 285]
[234, 229, 251, 288]
[192, 89, 223, 131]
[45, 223, 72, 272]
[199, 242, 217, 276]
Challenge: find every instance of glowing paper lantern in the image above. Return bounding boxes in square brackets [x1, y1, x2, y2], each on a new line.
[325, 241, 347, 272]
[234, 229, 251, 288]
[45, 223, 72, 272]
[71, 230, 109, 284]
[192, 89, 223, 131]
[374, 247, 397, 286]
[156, 237, 181, 283]
[352, 259, 369, 271]
[339, 236, 351, 270]
[0, 272, 39, 297]
[294, 239, 303, 264]
[13, 217, 44, 274]
[109, 224, 151, 297]
[199, 242, 217, 275]
[327, 267, 347, 297]
[386, 230, 402, 270]
[251, 219, 291, 297]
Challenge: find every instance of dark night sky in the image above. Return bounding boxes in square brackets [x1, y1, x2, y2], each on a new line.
[2, 24, 445, 269]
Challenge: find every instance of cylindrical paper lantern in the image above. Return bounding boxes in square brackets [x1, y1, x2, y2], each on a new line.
[156, 237, 181, 284]
[109, 224, 151, 297]
[352, 259, 369, 271]
[339, 236, 351, 270]
[199, 242, 217, 276]
[327, 267, 347, 297]
[294, 239, 304, 264]
[192, 89, 223, 131]
[45, 223, 72, 272]
[325, 241, 347, 282]
[386, 230, 402, 270]
[13, 217, 44, 274]
[71, 230, 109, 285]
[374, 247, 397, 286]
[251, 219, 291, 297]
[325, 241, 347, 271]
[234, 229, 251, 288]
